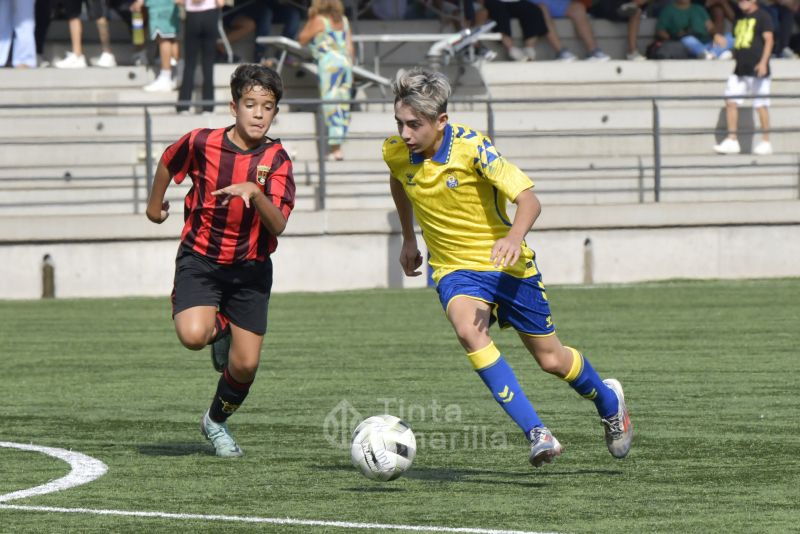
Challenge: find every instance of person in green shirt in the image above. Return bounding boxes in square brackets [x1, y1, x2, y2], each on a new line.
[656, 0, 733, 58]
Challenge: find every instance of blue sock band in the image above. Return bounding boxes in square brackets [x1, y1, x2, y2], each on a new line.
[563, 347, 618, 418]
[469, 343, 543, 435]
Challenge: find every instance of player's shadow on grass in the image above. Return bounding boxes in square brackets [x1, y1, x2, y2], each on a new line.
[137, 442, 209, 456]
[404, 466, 624, 486]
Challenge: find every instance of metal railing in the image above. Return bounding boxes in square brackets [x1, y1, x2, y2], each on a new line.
[1, 94, 799, 215]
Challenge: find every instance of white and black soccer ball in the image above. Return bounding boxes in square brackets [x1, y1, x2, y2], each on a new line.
[350, 414, 416, 481]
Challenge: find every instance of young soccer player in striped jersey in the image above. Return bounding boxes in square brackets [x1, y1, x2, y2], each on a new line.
[146, 64, 295, 457]
[384, 67, 632, 467]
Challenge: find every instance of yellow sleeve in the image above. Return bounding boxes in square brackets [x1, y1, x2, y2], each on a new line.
[472, 133, 533, 202]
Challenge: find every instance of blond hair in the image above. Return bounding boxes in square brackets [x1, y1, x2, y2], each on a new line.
[392, 67, 451, 120]
[310, 0, 345, 22]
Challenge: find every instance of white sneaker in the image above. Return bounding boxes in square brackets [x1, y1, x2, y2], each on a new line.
[507, 46, 528, 62]
[556, 48, 577, 62]
[753, 140, 773, 155]
[54, 52, 87, 69]
[703, 50, 715, 60]
[144, 75, 176, 92]
[626, 50, 646, 61]
[523, 46, 537, 61]
[713, 137, 741, 154]
[37, 54, 51, 67]
[718, 50, 733, 60]
[586, 49, 611, 61]
[92, 52, 117, 68]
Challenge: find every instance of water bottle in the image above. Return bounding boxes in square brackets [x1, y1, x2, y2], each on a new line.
[132, 11, 145, 46]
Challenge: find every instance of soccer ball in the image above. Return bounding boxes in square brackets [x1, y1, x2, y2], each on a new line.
[350, 414, 416, 481]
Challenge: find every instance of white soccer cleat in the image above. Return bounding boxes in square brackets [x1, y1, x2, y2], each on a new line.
[713, 137, 741, 155]
[601, 379, 633, 459]
[753, 140, 773, 156]
[200, 410, 243, 458]
[528, 426, 563, 467]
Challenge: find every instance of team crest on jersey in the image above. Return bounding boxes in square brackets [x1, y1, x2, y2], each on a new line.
[256, 165, 271, 185]
[446, 175, 459, 189]
[405, 173, 416, 186]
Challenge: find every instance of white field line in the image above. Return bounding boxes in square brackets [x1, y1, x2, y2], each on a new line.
[0, 441, 107, 503]
[0, 504, 560, 534]
[0, 441, 561, 534]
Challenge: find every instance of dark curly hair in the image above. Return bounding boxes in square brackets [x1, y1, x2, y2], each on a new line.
[230, 64, 284, 103]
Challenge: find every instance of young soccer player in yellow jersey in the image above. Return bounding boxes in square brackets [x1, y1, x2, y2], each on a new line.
[384, 67, 632, 467]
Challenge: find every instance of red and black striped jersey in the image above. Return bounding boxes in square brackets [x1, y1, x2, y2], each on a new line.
[161, 126, 295, 264]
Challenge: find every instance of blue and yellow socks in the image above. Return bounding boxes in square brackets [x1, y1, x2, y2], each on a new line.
[562, 346, 618, 418]
[468, 342, 542, 435]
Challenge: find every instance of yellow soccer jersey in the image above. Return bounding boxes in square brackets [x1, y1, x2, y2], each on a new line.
[383, 123, 539, 283]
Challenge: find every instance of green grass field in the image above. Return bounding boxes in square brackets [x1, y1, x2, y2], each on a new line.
[1, 279, 798, 533]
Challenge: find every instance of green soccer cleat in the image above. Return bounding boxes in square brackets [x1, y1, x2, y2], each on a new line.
[200, 410, 243, 458]
[601, 378, 633, 459]
[210, 330, 231, 373]
[528, 426, 563, 468]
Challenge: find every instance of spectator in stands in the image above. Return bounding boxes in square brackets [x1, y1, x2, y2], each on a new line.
[35, 0, 53, 66]
[714, 0, 774, 155]
[656, 0, 733, 59]
[298, 0, 354, 161]
[705, 0, 737, 36]
[178, 0, 225, 114]
[0, 0, 37, 68]
[588, 0, 648, 59]
[761, 0, 797, 58]
[528, 0, 611, 60]
[437, 0, 498, 60]
[483, 0, 550, 61]
[219, 0, 259, 62]
[132, 0, 180, 91]
[255, 0, 303, 65]
[54, 0, 118, 68]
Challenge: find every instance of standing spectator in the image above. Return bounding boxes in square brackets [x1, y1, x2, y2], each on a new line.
[714, 0, 774, 155]
[132, 0, 181, 91]
[483, 0, 551, 61]
[762, 0, 796, 58]
[178, 0, 225, 114]
[54, 0, 118, 68]
[588, 0, 649, 59]
[529, 0, 611, 60]
[35, 0, 53, 66]
[0, 0, 37, 68]
[298, 0, 354, 161]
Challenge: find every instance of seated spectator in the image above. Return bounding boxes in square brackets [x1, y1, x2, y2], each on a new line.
[528, 0, 611, 60]
[705, 0, 737, 35]
[254, 0, 303, 65]
[54, 0, 118, 68]
[436, 0, 498, 60]
[588, 0, 649, 59]
[219, 0, 261, 62]
[0, 0, 36, 68]
[761, 0, 797, 58]
[656, 0, 733, 58]
[483, 0, 550, 61]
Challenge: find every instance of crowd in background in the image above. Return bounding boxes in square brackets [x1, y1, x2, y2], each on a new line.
[2, 0, 800, 68]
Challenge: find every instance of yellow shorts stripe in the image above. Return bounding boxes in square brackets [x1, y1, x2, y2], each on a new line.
[467, 342, 501, 370]
[563, 346, 583, 382]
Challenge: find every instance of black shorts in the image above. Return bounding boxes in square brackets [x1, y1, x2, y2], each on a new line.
[171, 246, 273, 335]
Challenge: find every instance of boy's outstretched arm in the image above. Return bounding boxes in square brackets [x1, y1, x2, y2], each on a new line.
[390, 177, 423, 276]
[146, 161, 172, 224]
[491, 188, 541, 268]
